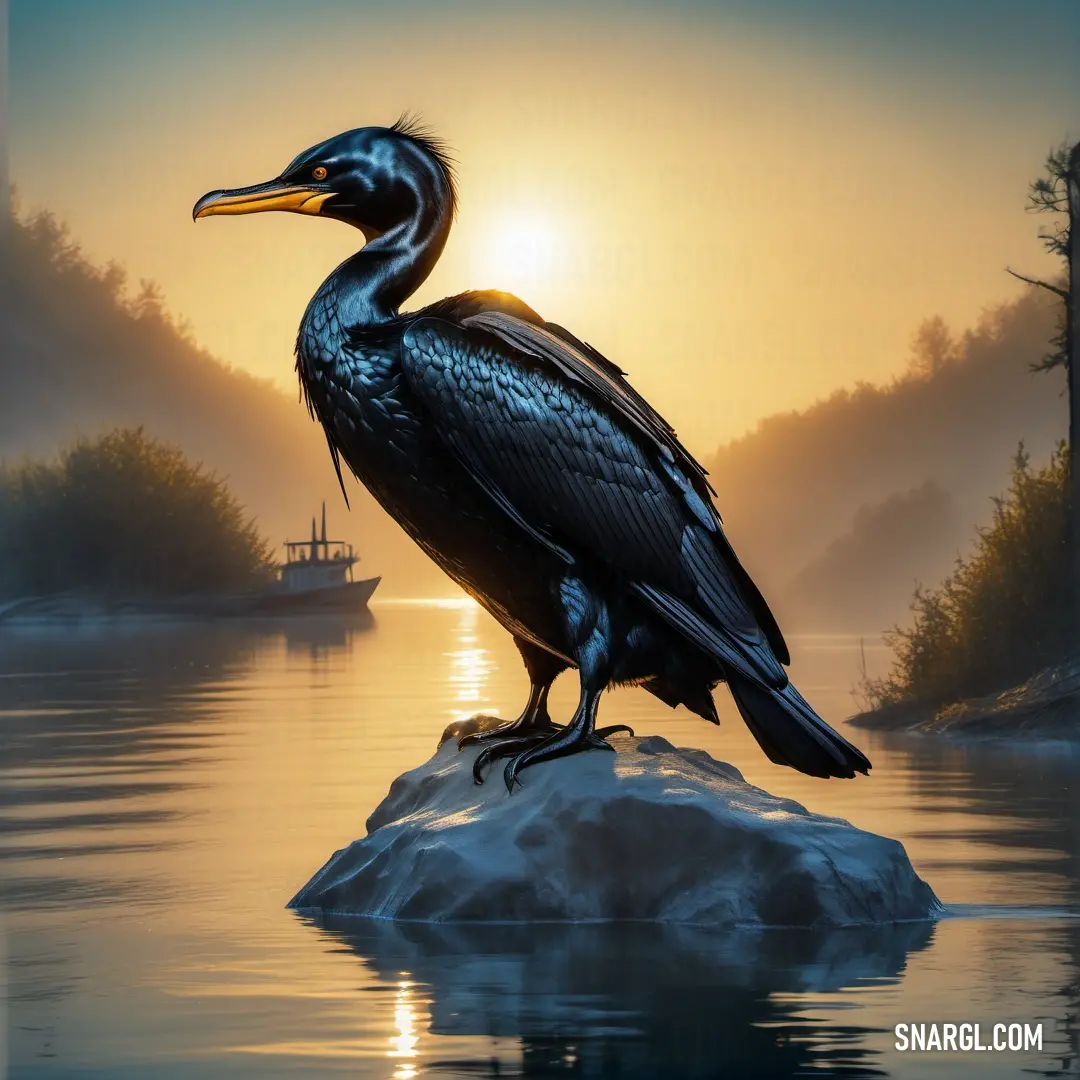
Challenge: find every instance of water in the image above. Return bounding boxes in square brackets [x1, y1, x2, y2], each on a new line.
[1, 600, 1077, 1078]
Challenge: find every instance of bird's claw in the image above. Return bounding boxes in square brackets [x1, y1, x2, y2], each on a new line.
[585, 733, 617, 751]
[504, 761, 525, 794]
[470, 731, 551, 784]
[503, 747, 544, 793]
[595, 723, 634, 739]
[458, 717, 560, 750]
[501, 727, 629, 793]
[463, 717, 633, 791]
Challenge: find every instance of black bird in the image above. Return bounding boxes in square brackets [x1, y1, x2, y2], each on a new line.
[194, 118, 871, 791]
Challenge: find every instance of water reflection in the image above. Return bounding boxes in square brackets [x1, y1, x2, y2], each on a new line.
[1, 609, 1078, 1078]
[865, 730, 1080, 910]
[0, 623, 263, 910]
[444, 600, 497, 724]
[868, 730, 1080, 1076]
[281, 611, 376, 661]
[307, 916, 935, 1078]
[390, 979, 421, 1066]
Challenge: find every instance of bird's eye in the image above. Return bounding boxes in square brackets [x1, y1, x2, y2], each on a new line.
[312, 166, 328, 181]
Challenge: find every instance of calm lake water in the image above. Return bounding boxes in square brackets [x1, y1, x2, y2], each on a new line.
[1, 599, 1078, 1079]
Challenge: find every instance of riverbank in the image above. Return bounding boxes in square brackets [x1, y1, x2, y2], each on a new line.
[0, 579, 380, 625]
[0, 593, 263, 625]
[850, 654, 1080, 740]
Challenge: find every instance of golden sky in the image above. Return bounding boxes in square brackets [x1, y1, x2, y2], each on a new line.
[10, 1, 1078, 451]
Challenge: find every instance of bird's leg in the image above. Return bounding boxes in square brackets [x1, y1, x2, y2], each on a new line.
[462, 678, 560, 784]
[465, 680, 561, 785]
[457, 637, 571, 783]
[502, 685, 609, 792]
[457, 677, 559, 748]
[498, 575, 632, 792]
[469, 691, 635, 784]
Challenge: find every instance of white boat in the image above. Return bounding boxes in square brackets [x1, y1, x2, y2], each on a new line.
[263, 503, 380, 614]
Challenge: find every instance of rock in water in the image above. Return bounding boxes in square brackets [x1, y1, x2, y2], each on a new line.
[288, 732, 939, 926]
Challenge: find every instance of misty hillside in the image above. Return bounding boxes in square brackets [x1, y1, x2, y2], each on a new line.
[1, 208, 1065, 626]
[708, 292, 1067, 630]
[781, 482, 962, 632]
[0, 209, 442, 595]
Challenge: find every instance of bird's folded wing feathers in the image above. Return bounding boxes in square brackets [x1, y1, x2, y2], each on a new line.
[400, 314, 788, 689]
[466, 310, 789, 667]
[465, 311, 717, 499]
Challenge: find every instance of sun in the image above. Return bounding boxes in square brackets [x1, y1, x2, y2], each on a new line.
[470, 209, 564, 297]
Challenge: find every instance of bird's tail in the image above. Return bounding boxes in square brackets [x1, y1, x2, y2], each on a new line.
[640, 676, 721, 725]
[727, 672, 871, 779]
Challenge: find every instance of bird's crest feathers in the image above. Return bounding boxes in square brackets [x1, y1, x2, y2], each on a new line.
[389, 112, 458, 218]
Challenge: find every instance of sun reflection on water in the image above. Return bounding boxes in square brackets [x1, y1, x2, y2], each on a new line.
[388, 979, 420, 1072]
[445, 599, 497, 722]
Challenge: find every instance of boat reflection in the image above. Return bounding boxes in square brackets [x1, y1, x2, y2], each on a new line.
[279, 611, 376, 660]
[303, 914, 936, 1078]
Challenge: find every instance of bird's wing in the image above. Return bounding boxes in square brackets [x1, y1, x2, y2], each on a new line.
[480, 311, 789, 665]
[468, 310, 717, 497]
[400, 313, 788, 688]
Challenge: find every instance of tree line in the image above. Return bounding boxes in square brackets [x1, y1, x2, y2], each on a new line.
[864, 140, 1079, 708]
[0, 428, 275, 599]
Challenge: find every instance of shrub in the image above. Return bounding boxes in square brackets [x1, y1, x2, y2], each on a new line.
[0, 428, 275, 598]
[861, 442, 1070, 707]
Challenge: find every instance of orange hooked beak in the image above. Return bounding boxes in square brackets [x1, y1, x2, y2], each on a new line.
[193, 178, 335, 220]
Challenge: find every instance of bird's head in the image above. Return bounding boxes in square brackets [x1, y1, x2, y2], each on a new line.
[193, 118, 456, 242]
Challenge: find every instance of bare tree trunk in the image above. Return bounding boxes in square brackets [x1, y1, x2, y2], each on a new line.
[0, 0, 8, 261]
[1068, 142, 1080, 636]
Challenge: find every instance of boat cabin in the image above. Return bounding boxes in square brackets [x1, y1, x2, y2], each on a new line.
[280, 504, 358, 594]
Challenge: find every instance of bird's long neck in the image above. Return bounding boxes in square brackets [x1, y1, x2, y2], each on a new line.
[326, 200, 451, 328]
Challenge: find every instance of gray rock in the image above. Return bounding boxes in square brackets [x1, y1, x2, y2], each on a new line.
[289, 730, 939, 926]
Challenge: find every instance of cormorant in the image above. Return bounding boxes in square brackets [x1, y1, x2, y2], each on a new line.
[194, 118, 871, 791]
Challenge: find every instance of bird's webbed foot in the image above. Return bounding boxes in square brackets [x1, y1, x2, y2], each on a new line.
[467, 722, 635, 785]
[470, 731, 553, 784]
[456, 711, 562, 750]
[502, 721, 634, 793]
